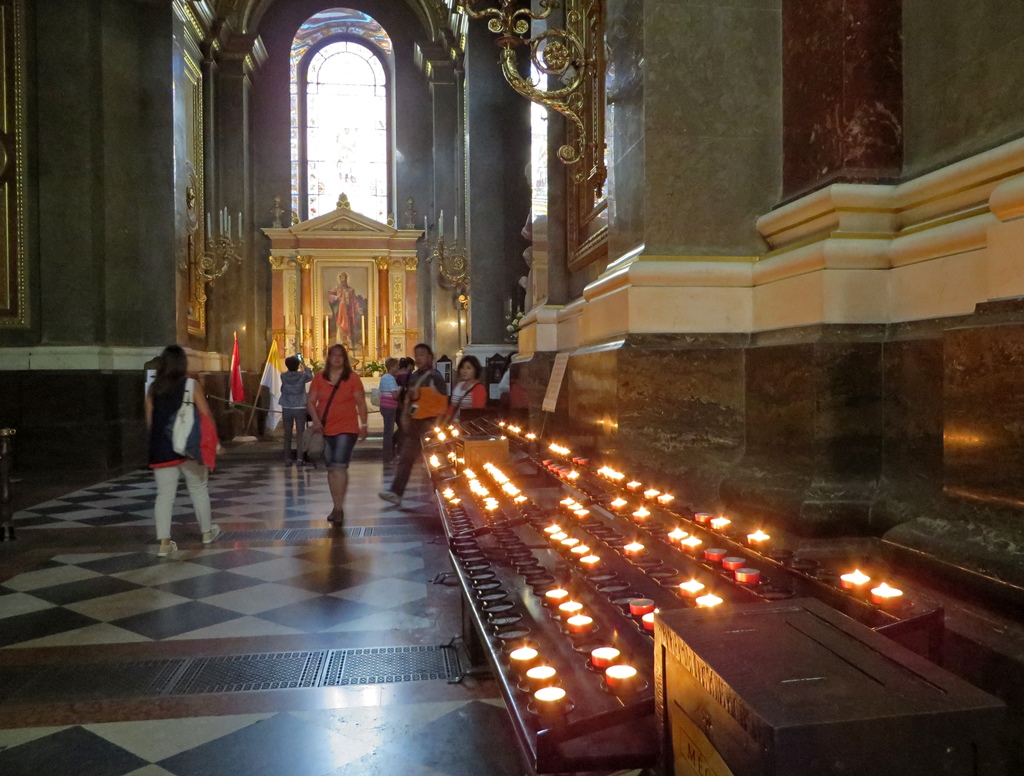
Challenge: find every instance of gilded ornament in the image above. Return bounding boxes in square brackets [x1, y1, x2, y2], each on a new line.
[403, 256, 418, 271]
[295, 254, 313, 270]
[374, 255, 391, 271]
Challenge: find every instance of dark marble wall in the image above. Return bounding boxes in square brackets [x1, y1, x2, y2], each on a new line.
[903, 0, 1024, 177]
[782, 0, 903, 198]
[531, 302, 1024, 584]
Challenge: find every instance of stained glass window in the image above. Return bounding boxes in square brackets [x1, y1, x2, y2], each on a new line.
[290, 9, 393, 222]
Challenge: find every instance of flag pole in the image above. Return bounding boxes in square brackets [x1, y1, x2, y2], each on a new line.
[244, 340, 276, 435]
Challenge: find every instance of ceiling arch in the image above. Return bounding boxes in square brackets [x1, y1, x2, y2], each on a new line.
[217, 0, 446, 40]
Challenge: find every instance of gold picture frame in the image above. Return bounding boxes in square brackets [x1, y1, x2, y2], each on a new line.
[313, 258, 378, 365]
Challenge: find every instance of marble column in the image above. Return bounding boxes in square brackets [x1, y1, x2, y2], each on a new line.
[210, 47, 263, 370]
[427, 62, 457, 353]
[782, 0, 903, 199]
[465, 23, 531, 347]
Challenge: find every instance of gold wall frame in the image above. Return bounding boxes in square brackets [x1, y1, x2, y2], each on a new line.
[312, 258, 379, 363]
[0, 0, 27, 328]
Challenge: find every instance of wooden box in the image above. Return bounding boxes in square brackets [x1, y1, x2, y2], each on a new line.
[655, 598, 1005, 776]
[457, 435, 509, 472]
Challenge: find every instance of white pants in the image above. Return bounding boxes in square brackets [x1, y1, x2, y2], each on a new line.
[153, 460, 212, 540]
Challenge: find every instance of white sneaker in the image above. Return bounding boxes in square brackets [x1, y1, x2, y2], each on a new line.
[157, 540, 178, 558]
[202, 525, 222, 545]
[378, 490, 402, 507]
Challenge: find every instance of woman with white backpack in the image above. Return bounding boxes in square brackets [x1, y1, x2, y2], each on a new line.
[145, 345, 220, 557]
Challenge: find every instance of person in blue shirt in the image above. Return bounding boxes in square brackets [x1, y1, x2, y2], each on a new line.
[280, 354, 313, 464]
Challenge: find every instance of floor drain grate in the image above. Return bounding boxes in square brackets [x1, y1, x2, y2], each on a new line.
[176, 651, 327, 694]
[323, 646, 459, 686]
[0, 647, 460, 706]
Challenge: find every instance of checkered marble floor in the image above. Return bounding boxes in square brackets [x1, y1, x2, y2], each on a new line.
[0, 453, 574, 776]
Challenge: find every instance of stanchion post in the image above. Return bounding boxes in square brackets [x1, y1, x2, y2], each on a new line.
[0, 428, 15, 541]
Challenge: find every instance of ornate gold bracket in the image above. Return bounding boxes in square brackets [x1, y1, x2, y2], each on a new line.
[459, 0, 598, 180]
[429, 236, 470, 297]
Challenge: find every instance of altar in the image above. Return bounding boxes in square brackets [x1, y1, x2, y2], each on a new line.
[263, 206, 423, 367]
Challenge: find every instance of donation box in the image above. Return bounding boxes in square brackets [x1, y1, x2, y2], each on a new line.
[655, 598, 1005, 776]
[456, 435, 509, 472]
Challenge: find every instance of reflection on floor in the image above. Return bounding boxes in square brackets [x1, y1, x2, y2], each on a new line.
[0, 452, 555, 776]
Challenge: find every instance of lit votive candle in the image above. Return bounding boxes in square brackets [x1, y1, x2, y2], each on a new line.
[573, 509, 590, 519]
[550, 532, 568, 542]
[570, 544, 591, 556]
[629, 598, 655, 616]
[695, 593, 724, 608]
[871, 582, 904, 606]
[558, 600, 584, 619]
[559, 497, 575, 507]
[734, 568, 761, 585]
[533, 685, 567, 714]
[840, 569, 872, 591]
[590, 646, 621, 668]
[544, 588, 570, 606]
[449, 498, 462, 506]
[567, 470, 580, 480]
[525, 432, 536, 441]
[544, 524, 562, 536]
[623, 542, 645, 557]
[747, 529, 771, 546]
[632, 507, 651, 521]
[509, 646, 539, 673]
[513, 495, 527, 504]
[626, 481, 642, 491]
[681, 536, 703, 552]
[560, 537, 581, 550]
[580, 555, 601, 569]
[442, 488, 454, 499]
[678, 579, 706, 597]
[525, 664, 558, 691]
[668, 527, 688, 543]
[642, 611, 656, 631]
[567, 614, 594, 635]
[722, 556, 746, 571]
[704, 547, 727, 563]
[657, 493, 675, 506]
[605, 664, 638, 693]
[710, 517, 731, 531]
[643, 489, 661, 501]
[610, 497, 628, 510]
[694, 512, 713, 525]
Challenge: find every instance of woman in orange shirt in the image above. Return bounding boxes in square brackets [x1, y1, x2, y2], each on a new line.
[307, 344, 368, 523]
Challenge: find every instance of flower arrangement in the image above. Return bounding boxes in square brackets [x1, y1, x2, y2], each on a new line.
[506, 308, 525, 343]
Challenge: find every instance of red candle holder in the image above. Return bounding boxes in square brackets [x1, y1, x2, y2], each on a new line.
[734, 567, 761, 585]
[604, 664, 638, 694]
[642, 611, 656, 631]
[509, 646, 540, 673]
[629, 598, 655, 616]
[525, 664, 558, 691]
[871, 582, 904, 607]
[722, 557, 746, 571]
[704, 547, 727, 563]
[694, 512, 713, 525]
[590, 646, 621, 669]
[567, 614, 594, 635]
[533, 686, 569, 716]
[558, 600, 584, 619]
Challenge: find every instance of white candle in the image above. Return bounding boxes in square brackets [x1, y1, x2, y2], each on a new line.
[454, 214, 458, 243]
[424, 215, 428, 234]
[206, 211, 212, 235]
[439, 210, 444, 239]
[237, 212, 242, 239]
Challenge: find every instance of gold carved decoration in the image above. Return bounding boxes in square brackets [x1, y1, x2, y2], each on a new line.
[390, 272, 405, 327]
[268, 255, 289, 270]
[181, 50, 207, 336]
[336, 192, 351, 209]
[0, 0, 27, 328]
[374, 255, 390, 271]
[404, 256, 419, 271]
[460, 0, 602, 181]
[295, 254, 313, 270]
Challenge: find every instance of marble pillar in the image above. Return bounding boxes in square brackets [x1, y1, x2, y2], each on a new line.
[465, 23, 531, 347]
[782, 0, 903, 198]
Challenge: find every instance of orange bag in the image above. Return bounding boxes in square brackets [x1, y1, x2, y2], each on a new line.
[412, 385, 449, 419]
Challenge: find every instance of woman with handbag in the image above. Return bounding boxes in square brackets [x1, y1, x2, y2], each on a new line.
[440, 355, 487, 424]
[379, 343, 448, 508]
[146, 345, 220, 557]
[307, 343, 368, 524]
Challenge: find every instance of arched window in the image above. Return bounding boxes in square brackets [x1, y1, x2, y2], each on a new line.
[291, 9, 394, 222]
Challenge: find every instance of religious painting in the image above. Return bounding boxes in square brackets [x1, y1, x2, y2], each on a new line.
[314, 261, 377, 363]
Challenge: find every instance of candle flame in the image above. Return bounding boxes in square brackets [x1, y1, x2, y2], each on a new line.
[747, 529, 771, 543]
[710, 517, 731, 530]
[841, 569, 871, 586]
[668, 528, 688, 541]
[580, 554, 601, 564]
[679, 579, 706, 594]
[681, 536, 703, 549]
[643, 489, 661, 500]
[534, 686, 566, 702]
[626, 481, 642, 490]
[610, 497, 628, 509]
[570, 544, 590, 554]
[696, 593, 724, 608]
[658, 493, 675, 505]
[623, 542, 645, 553]
[632, 507, 651, 519]
[544, 524, 562, 534]
[872, 582, 903, 599]
[545, 588, 569, 600]
[510, 646, 538, 661]
[605, 664, 637, 680]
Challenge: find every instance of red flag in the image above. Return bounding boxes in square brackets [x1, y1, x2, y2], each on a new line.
[230, 332, 245, 404]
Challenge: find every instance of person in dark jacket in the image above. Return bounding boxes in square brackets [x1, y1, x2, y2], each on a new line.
[145, 345, 220, 557]
[280, 354, 313, 464]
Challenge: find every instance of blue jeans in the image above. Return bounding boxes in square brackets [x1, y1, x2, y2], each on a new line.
[324, 433, 358, 468]
[281, 408, 307, 460]
[381, 407, 397, 464]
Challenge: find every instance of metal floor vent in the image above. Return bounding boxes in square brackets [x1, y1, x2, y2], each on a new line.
[217, 525, 426, 542]
[0, 647, 461, 706]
